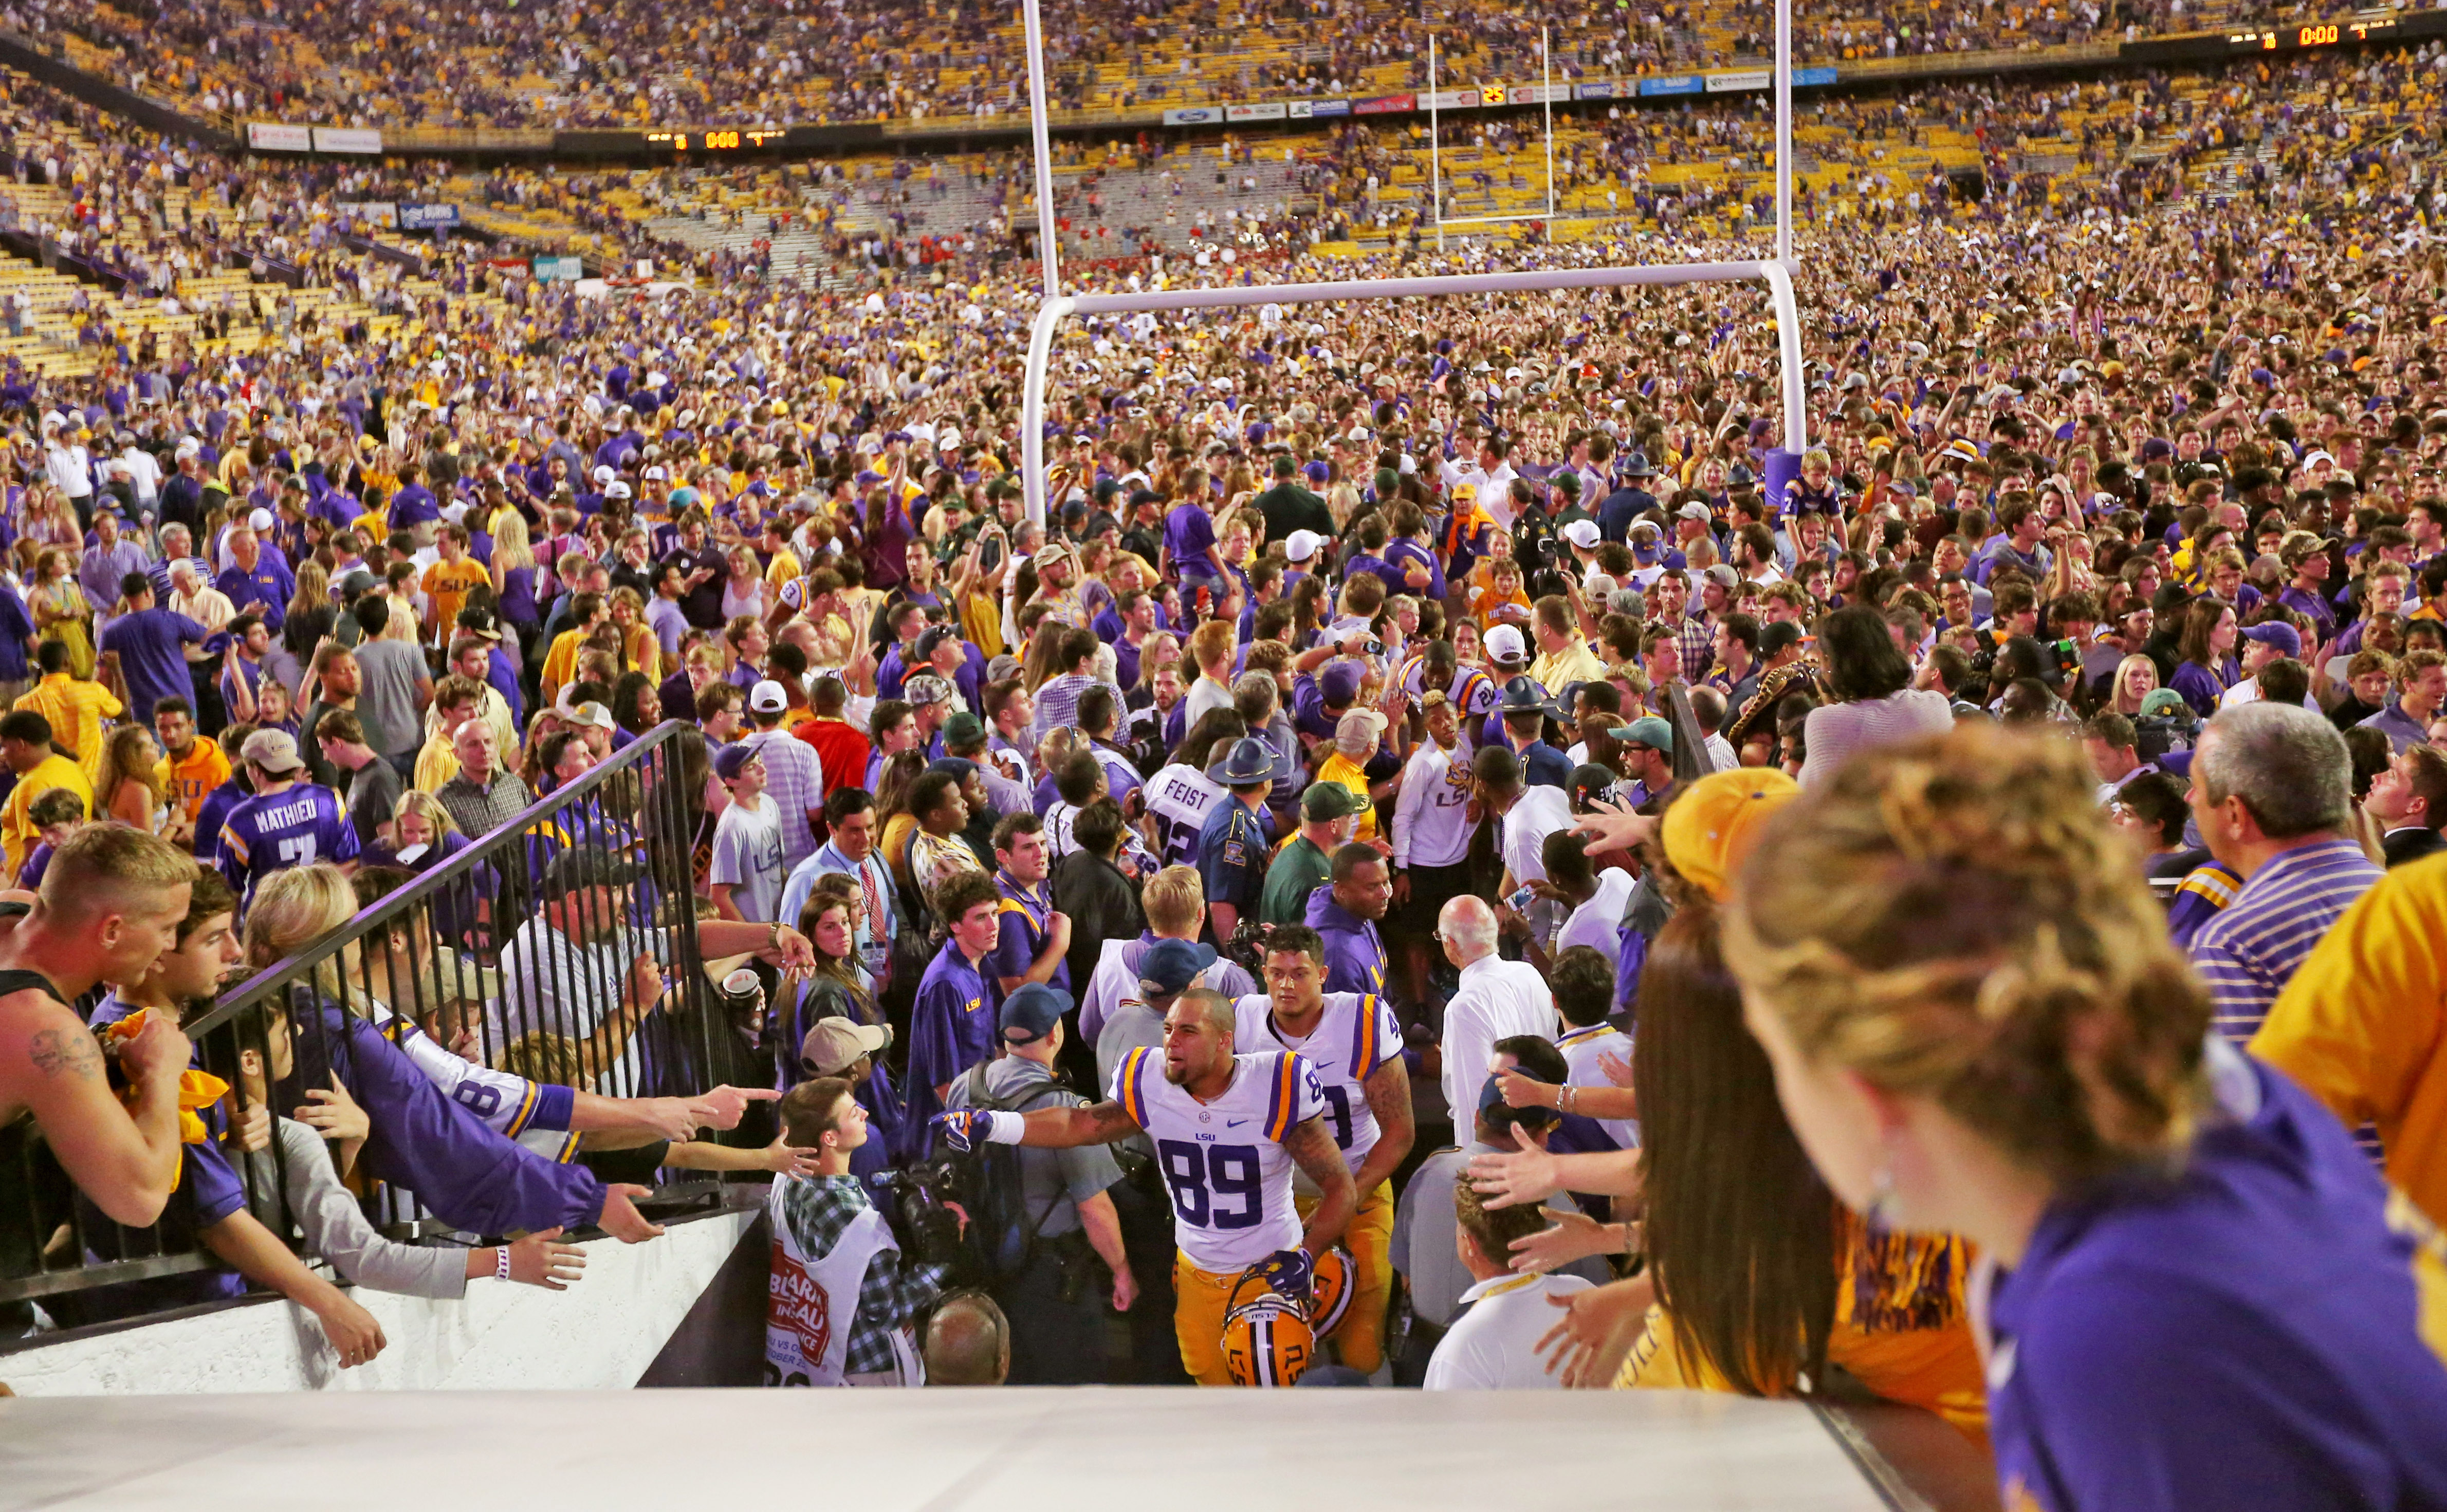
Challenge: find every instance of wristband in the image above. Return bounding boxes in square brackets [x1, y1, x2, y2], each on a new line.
[983, 1111, 1026, 1145]
[495, 1246, 513, 1282]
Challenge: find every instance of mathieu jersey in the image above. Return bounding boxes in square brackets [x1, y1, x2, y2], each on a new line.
[1232, 992, 1402, 1176]
[1144, 762, 1225, 867]
[216, 781, 360, 904]
[1109, 1045, 1324, 1274]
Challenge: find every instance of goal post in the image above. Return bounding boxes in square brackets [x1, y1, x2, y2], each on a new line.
[1015, 0, 1807, 527]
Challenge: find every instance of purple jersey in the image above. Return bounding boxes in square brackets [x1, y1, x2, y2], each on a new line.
[216, 782, 360, 903]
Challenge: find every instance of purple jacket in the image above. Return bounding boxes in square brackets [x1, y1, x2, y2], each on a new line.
[1305, 886, 1388, 998]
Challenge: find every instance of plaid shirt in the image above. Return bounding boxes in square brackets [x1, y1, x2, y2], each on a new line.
[746, 727, 825, 874]
[1673, 612, 1717, 683]
[436, 767, 535, 843]
[2190, 839, 2382, 1045]
[772, 1173, 946, 1377]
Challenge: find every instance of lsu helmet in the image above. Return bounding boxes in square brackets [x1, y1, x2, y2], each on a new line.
[1306, 1243, 1355, 1340]
[1222, 1272, 1315, 1388]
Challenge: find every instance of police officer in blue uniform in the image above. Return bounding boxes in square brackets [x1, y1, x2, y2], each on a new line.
[1196, 735, 1283, 950]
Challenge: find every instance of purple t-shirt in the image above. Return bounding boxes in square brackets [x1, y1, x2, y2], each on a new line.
[1164, 503, 1219, 577]
[99, 607, 208, 722]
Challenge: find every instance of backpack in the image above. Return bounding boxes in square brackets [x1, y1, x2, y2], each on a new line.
[948, 1062, 1072, 1284]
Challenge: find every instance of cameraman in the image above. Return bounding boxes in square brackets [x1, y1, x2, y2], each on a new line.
[768, 1077, 949, 1388]
[941, 985, 1134, 1383]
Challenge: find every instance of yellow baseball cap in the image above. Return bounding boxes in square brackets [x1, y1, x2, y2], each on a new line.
[1661, 767, 1801, 903]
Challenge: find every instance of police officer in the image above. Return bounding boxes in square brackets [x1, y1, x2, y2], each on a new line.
[941, 984, 1136, 1384]
[1196, 735, 1282, 949]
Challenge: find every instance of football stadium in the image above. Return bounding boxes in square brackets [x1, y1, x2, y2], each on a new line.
[0, 0, 2444, 1504]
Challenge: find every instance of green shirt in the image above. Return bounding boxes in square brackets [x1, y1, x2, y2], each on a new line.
[1260, 835, 1332, 927]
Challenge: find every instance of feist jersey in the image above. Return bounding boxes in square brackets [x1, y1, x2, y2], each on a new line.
[1232, 992, 1402, 1175]
[1144, 761, 1225, 866]
[217, 781, 359, 905]
[1109, 1045, 1324, 1274]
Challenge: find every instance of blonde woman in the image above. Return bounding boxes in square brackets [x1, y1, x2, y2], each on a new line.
[29, 549, 93, 679]
[608, 587, 662, 684]
[1723, 726, 2447, 1509]
[2109, 654, 2160, 717]
[95, 724, 167, 833]
[491, 510, 542, 644]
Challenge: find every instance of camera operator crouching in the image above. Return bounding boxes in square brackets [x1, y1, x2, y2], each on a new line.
[939, 984, 1136, 1384]
[767, 1078, 948, 1388]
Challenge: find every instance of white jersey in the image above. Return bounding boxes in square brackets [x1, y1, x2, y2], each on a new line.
[1144, 762, 1225, 866]
[1556, 1022, 1638, 1150]
[1391, 740, 1474, 869]
[1232, 992, 1403, 1177]
[1109, 1046, 1324, 1274]
[367, 1000, 577, 1158]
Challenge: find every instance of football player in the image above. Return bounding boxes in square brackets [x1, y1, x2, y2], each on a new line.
[936, 986, 1356, 1385]
[1234, 924, 1412, 1373]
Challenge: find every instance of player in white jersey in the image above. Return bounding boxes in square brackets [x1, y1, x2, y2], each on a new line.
[1143, 755, 1225, 868]
[1234, 924, 1413, 1372]
[934, 987, 1355, 1385]
[1390, 690, 1476, 1008]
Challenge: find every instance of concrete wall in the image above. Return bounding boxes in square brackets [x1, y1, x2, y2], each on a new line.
[0, 1208, 757, 1396]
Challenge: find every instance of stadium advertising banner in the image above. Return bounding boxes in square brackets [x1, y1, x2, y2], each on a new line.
[399, 202, 463, 231]
[1638, 75, 1705, 97]
[1705, 69, 1773, 92]
[1423, 88, 1482, 109]
[1508, 82, 1570, 104]
[1226, 102, 1289, 121]
[1303, 99, 1351, 117]
[1574, 81, 1617, 99]
[533, 255, 585, 281]
[1163, 106, 1221, 124]
[312, 126, 383, 154]
[245, 122, 312, 152]
[1353, 93, 1414, 114]
[1793, 65, 1839, 85]
[336, 201, 397, 228]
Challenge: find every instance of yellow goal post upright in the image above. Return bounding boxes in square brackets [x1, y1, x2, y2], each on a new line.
[1016, 0, 1807, 528]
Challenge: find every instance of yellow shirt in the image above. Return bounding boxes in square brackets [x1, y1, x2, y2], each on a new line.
[2254, 853, 2447, 1231]
[1315, 750, 1378, 844]
[422, 558, 490, 641]
[413, 730, 461, 795]
[3, 752, 91, 879]
[157, 736, 233, 823]
[1532, 640, 1608, 693]
[1617, 1221, 1989, 1443]
[14, 673, 122, 784]
[541, 628, 586, 703]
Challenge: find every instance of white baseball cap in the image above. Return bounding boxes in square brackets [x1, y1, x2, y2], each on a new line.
[1285, 529, 1323, 564]
[1560, 519, 1602, 549]
[1485, 624, 1529, 664]
[748, 679, 788, 714]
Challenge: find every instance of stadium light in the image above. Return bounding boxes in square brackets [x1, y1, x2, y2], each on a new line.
[1017, 0, 1806, 527]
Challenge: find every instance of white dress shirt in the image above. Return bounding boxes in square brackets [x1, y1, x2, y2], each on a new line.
[1440, 952, 1558, 1119]
[1424, 1272, 1595, 1389]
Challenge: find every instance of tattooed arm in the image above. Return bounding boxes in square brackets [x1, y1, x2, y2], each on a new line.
[1016, 1098, 1144, 1149]
[3, 993, 192, 1227]
[1285, 1115, 1358, 1257]
[1348, 1054, 1415, 1202]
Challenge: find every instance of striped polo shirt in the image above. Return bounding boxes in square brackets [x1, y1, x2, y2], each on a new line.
[2189, 838, 2382, 1045]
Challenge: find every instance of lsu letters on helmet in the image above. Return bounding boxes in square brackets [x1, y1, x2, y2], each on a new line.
[1222, 1271, 1315, 1388]
[1306, 1242, 1355, 1340]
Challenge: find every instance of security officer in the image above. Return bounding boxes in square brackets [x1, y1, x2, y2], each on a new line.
[941, 984, 1136, 1384]
[1196, 735, 1282, 950]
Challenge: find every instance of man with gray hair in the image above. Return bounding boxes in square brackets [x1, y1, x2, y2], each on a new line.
[1433, 894, 1556, 1122]
[2186, 701, 2383, 1043]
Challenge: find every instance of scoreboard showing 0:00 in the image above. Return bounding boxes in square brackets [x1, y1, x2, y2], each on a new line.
[2223, 16, 2395, 50]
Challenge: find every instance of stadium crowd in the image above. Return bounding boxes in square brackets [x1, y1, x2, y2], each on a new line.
[0, 0, 2332, 131]
[0, 27, 2437, 1505]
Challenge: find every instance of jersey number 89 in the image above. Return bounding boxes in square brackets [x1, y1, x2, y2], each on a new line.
[1156, 1139, 1262, 1228]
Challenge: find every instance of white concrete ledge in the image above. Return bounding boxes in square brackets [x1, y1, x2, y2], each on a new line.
[0, 1207, 758, 1396]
